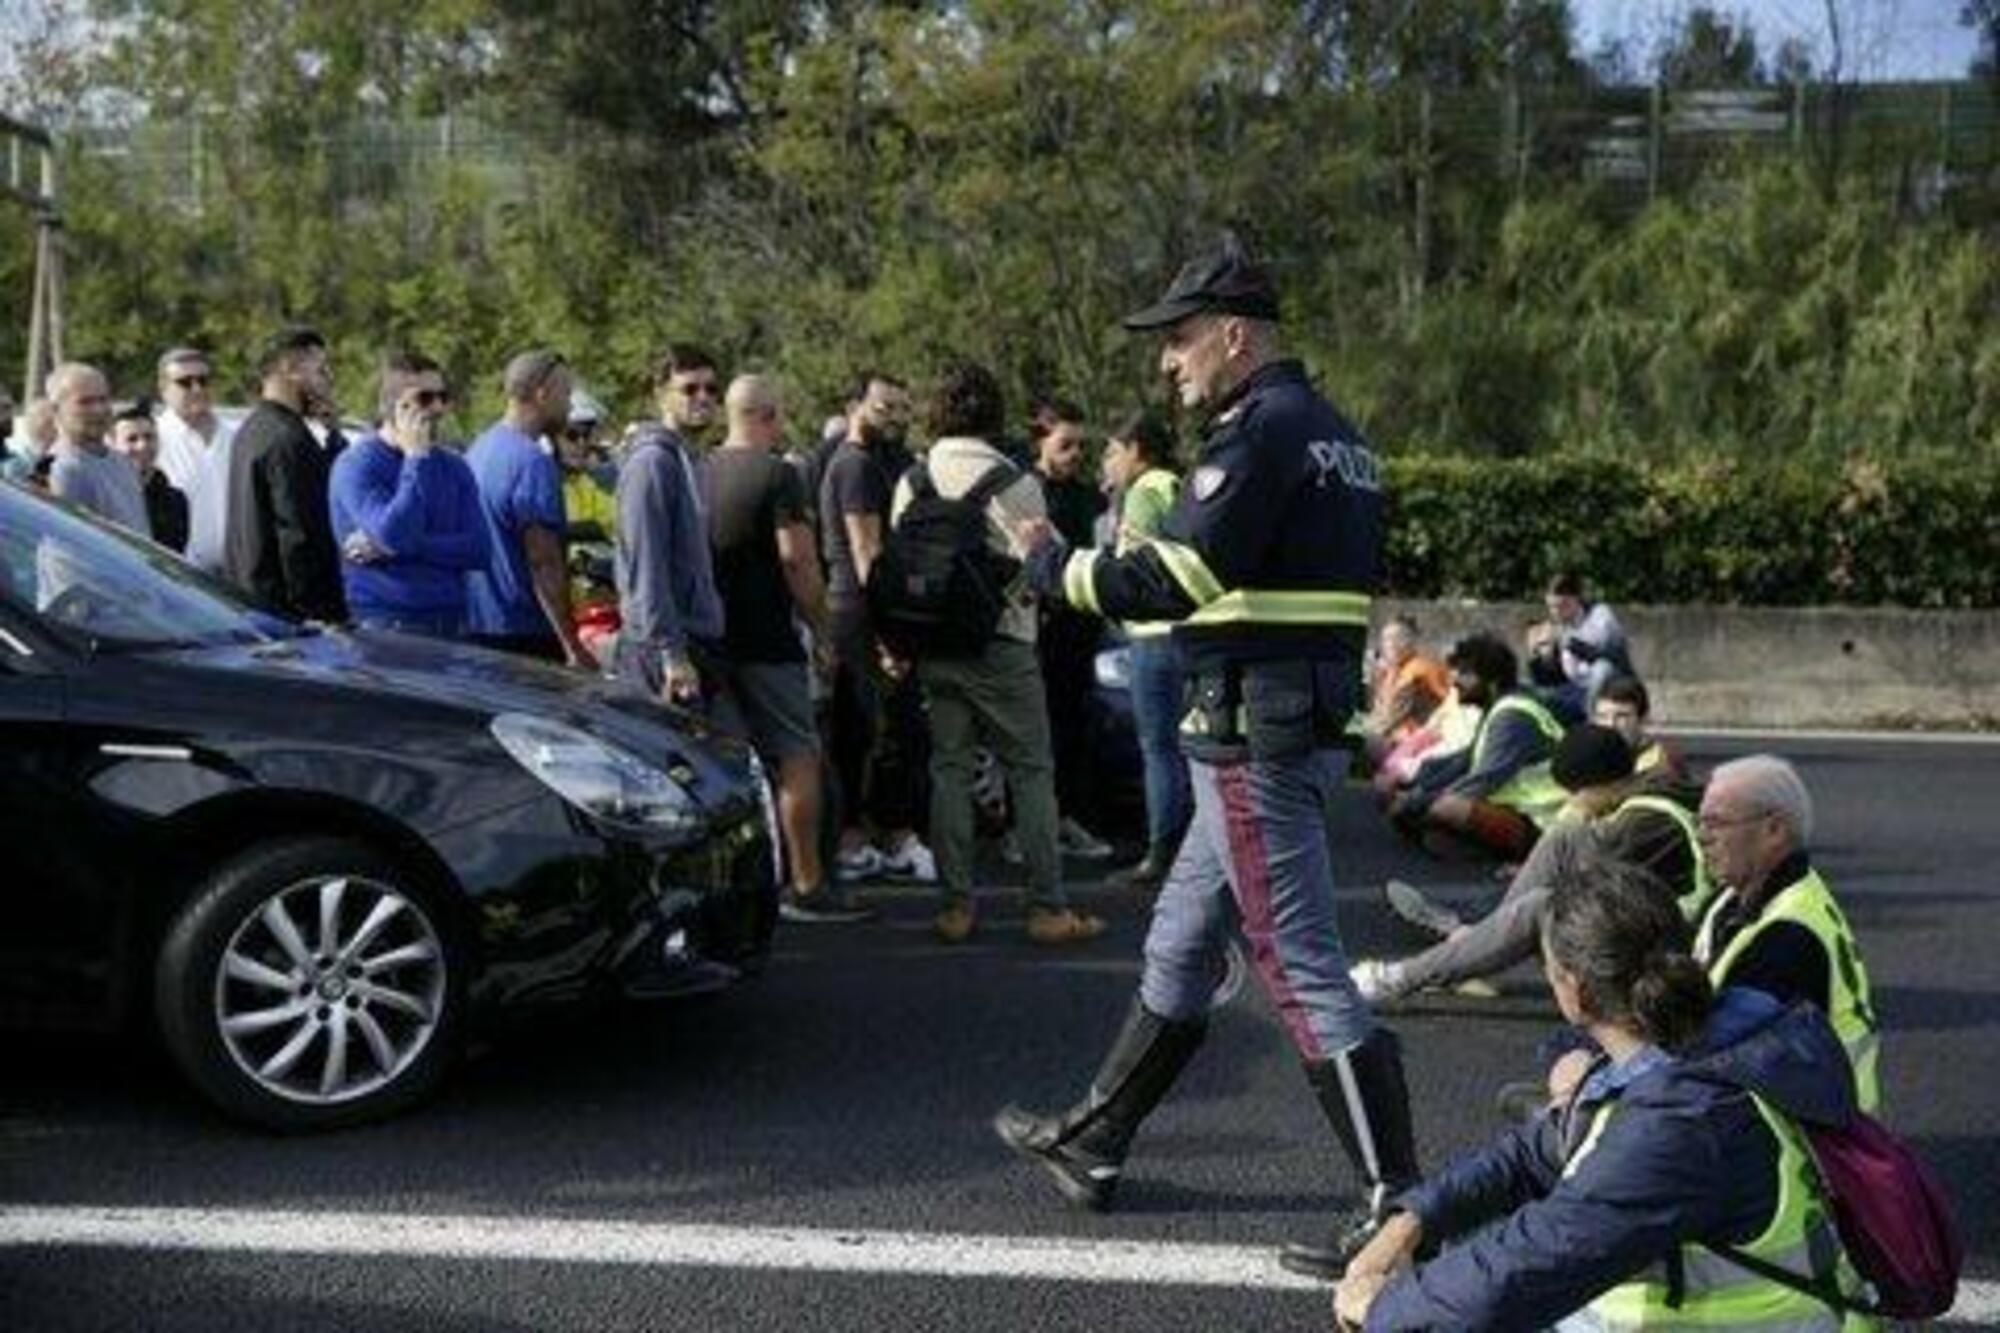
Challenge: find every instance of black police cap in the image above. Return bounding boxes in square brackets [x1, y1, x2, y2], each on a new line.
[1123, 233, 1281, 330]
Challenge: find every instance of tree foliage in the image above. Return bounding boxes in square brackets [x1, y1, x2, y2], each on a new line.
[2, 0, 1995, 510]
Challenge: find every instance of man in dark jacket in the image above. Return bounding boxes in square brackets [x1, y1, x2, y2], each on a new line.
[223, 326, 347, 623]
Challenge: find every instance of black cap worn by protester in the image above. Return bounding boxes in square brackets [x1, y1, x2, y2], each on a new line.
[1122, 232, 1282, 330]
[1551, 723, 1637, 793]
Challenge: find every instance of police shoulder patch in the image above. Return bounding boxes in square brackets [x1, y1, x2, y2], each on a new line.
[1191, 465, 1228, 501]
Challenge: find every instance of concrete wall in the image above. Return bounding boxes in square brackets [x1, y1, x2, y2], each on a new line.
[1384, 600, 2000, 731]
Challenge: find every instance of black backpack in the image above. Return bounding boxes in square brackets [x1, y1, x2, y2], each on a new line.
[867, 461, 1023, 659]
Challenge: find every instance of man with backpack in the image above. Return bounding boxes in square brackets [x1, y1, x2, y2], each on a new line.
[881, 359, 1105, 947]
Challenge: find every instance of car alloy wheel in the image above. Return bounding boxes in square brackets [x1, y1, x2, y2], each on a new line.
[157, 836, 463, 1131]
[214, 872, 447, 1107]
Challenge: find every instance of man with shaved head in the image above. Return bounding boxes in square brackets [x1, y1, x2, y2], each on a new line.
[46, 362, 150, 538]
[702, 373, 860, 921]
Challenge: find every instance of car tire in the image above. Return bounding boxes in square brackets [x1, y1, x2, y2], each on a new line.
[155, 836, 465, 1132]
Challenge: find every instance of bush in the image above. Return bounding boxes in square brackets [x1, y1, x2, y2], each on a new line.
[1384, 454, 2000, 608]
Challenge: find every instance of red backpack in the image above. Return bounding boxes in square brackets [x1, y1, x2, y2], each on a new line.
[1710, 1111, 1963, 1320]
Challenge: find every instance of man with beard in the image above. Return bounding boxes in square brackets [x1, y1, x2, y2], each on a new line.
[466, 349, 594, 666]
[224, 328, 346, 623]
[818, 370, 935, 885]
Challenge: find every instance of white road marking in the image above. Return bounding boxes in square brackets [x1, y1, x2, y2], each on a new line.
[1663, 725, 2000, 746]
[2, 1206, 1995, 1323]
[0, 1205, 1317, 1291]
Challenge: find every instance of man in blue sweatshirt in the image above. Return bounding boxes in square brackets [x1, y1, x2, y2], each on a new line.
[329, 352, 489, 637]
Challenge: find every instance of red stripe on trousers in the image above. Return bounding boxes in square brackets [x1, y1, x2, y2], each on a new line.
[1214, 762, 1324, 1062]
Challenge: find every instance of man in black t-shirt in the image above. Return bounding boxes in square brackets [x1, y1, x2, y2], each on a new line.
[817, 370, 934, 885]
[707, 376, 871, 922]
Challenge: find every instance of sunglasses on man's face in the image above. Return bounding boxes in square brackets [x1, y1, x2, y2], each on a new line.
[171, 374, 211, 389]
[563, 425, 597, 442]
[404, 389, 452, 410]
[675, 380, 721, 399]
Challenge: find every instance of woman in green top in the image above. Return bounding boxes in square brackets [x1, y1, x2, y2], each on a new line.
[1101, 410, 1190, 891]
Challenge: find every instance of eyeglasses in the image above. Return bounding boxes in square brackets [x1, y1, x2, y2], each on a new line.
[675, 380, 721, 399]
[1697, 810, 1771, 834]
[563, 425, 597, 441]
[170, 374, 211, 389]
[404, 389, 452, 410]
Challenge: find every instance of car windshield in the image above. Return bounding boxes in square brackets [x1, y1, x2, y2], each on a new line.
[0, 481, 298, 651]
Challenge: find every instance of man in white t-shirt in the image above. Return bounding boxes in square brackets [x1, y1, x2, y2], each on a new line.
[152, 347, 234, 494]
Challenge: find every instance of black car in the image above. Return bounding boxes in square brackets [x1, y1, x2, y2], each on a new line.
[0, 482, 777, 1131]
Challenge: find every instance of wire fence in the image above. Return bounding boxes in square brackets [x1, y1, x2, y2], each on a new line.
[69, 79, 2000, 217]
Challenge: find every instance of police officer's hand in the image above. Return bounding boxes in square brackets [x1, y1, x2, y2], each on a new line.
[1012, 516, 1057, 553]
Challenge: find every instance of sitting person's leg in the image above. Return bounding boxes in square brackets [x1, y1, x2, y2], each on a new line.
[1419, 793, 1539, 863]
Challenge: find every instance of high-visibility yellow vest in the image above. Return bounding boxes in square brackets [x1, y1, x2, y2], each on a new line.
[1616, 793, 1715, 923]
[1696, 870, 1881, 1115]
[1113, 468, 1180, 640]
[1566, 1095, 1871, 1331]
[1475, 693, 1567, 829]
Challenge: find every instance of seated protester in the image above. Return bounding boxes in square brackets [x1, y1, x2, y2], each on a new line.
[1386, 631, 1565, 863]
[1370, 682, 1482, 793]
[1528, 571, 1635, 720]
[1694, 754, 1880, 1113]
[108, 402, 190, 554]
[1353, 724, 1709, 1004]
[1334, 850, 1874, 1331]
[1593, 673, 1683, 781]
[328, 353, 489, 638]
[1362, 614, 1452, 770]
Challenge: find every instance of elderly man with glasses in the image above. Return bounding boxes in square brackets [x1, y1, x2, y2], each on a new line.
[1691, 753, 1881, 1111]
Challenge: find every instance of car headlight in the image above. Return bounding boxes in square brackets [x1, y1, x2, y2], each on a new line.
[490, 712, 701, 834]
[1093, 646, 1133, 691]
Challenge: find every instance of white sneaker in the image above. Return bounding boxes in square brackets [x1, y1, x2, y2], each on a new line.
[835, 844, 886, 883]
[1057, 817, 1114, 861]
[1350, 958, 1407, 1003]
[880, 834, 938, 883]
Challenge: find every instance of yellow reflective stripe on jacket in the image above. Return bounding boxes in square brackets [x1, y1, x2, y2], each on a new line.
[1116, 469, 1180, 638]
[1567, 1098, 1861, 1332]
[1151, 540, 1225, 607]
[1617, 794, 1715, 922]
[1696, 872, 1880, 1114]
[1180, 588, 1371, 627]
[1063, 548, 1102, 615]
[1478, 693, 1567, 829]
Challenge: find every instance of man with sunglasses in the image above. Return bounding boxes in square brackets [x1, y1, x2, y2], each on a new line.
[153, 347, 233, 495]
[329, 352, 488, 638]
[613, 343, 724, 706]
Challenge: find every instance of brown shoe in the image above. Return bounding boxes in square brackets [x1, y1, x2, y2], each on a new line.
[1025, 907, 1106, 946]
[934, 901, 977, 943]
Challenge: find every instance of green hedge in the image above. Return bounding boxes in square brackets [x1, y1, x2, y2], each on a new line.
[1384, 455, 2000, 609]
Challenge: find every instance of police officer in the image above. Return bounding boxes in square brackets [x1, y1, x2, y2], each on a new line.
[993, 235, 1419, 1280]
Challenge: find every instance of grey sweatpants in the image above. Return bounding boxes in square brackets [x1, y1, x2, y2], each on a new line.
[1394, 818, 1596, 991]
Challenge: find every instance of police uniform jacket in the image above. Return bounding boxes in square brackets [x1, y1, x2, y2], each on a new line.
[1032, 359, 1383, 760]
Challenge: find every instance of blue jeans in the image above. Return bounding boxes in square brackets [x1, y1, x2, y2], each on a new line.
[1127, 634, 1192, 849]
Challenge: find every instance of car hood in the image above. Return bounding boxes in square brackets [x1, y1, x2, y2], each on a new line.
[157, 627, 743, 766]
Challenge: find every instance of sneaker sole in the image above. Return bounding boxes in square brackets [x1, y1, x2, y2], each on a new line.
[1275, 1245, 1343, 1283]
[779, 903, 877, 924]
[1382, 879, 1464, 939]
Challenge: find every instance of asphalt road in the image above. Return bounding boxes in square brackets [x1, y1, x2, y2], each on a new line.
[3, 733, 1996, 1331]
